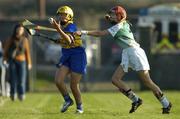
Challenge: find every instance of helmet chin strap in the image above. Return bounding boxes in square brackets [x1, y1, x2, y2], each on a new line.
[109, 20, 118, 25]
[60, 21, 66, 25]
[60, 20, 73, 26]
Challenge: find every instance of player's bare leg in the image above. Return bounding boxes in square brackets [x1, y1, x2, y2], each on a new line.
[55, 65, 73, 113]
[138, 70, 172, 114]
[111, 65, 142, 113]
[112, 65, 128, 90]
[55, 65, 69, 95]
[70, 72, 83, 113]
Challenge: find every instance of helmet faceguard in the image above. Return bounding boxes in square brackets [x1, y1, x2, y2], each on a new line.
[56, 6, 74, 21]
[105, 6, 127, 24]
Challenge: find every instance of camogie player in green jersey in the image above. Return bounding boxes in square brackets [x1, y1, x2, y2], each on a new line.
[76, 6, 172, 114]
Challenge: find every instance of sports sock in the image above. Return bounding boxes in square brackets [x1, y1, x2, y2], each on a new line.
[154, 92, 170, 108]
[63, 94, 71, 102]
[77, 103, 83, 110]
[159, 96, 170, 108]
[122, 89, 139, 103]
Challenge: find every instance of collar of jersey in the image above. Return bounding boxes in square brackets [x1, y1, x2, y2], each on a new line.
[62, 20, 73, 28]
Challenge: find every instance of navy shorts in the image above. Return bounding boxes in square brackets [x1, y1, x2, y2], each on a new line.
[57, 47, 87, 74]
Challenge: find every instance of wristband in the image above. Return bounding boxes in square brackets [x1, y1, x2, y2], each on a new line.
[81, 30, 88, 35]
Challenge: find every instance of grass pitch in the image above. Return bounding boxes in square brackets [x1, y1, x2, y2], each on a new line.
[0, 91, 179, 119]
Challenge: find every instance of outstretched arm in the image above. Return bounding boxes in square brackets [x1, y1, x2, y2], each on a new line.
[76, 30, 109, 37]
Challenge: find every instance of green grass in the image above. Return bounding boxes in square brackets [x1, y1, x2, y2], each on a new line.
[0, 91, 180, 119]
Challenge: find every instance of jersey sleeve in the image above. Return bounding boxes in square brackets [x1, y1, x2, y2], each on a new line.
[64, 23, 77, 33]
[107, 22, 123, 37]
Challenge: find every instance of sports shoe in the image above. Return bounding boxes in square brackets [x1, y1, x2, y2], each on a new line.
[61, 100, 74, 113]
[129, 98, 143, 113]
[76, 109, 84, 114]
[162, 102, 172, 114]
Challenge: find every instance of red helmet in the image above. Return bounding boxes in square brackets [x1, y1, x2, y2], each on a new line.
[107, 6, 127, 21]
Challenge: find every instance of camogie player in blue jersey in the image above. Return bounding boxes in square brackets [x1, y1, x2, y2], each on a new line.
[50, 6, 86, 114]
[76, 6, 172, 114]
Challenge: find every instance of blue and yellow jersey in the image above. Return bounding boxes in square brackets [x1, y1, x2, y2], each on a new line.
[56, 22, 87, 74]
[59, 22, 82, 49]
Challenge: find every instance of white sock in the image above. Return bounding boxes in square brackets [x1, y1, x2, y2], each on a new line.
[160, 96, 169, 108]
[127, 92, 139, 103]
[123, 89, 139, 103]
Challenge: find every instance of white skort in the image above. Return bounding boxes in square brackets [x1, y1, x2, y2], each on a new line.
[120, 46, 150, 72]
